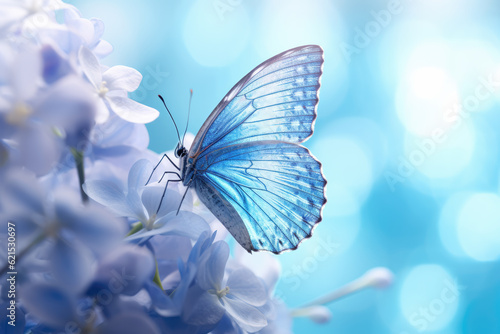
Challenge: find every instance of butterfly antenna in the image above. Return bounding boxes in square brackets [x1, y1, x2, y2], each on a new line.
[158, 94, 181, 143]
[182, 89, 193, 146]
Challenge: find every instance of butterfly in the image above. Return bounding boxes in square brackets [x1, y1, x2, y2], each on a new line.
[157, 45, 327, 254]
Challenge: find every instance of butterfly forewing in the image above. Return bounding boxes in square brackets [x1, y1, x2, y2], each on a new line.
[189, 45, 324, 158]
[186, 45, 327, 253]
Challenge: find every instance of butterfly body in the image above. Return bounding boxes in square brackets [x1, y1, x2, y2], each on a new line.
[175, 45, 327, 254]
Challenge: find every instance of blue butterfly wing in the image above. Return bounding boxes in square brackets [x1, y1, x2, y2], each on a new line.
[193, 141, 326, 253]
[189, 45, 324, 157]
[188, 45, 326, 253]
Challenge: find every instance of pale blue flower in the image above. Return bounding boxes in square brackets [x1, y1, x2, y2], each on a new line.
[79, 46, 159, 124]
[40, 7, 113, 58]
[20, 283, 78, 330]
[0, 169, 127, 291]
[183, 240, 268, 333]
[144, 232, 218, 333]
[87, 244, 155, 297]
[84, 159, 210, 241]
[94, 312, 162, 334]
[42, 114, 155, 194]
[40, 43, 74, 84]
[254, 299, 293, 334]
[0, 44, 96, 175]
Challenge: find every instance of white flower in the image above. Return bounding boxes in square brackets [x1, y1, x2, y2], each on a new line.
[0, 0, 68, 38]
[78, 46, 159, 124]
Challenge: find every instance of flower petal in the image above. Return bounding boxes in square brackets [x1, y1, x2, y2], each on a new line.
[141, 186, 182, 219]
[128, 159, 152, 192]
[144, 282, 177, 317]
[96, 98, 110, 124]
[55, 188, 127, 253]
[93, 39, 114, 58]
[21, 283, 77, 328]
[96, 312, 161, 334]
[36, 75, 95, 148]
[41, 44, 73, 84]
[182, 286, 225, 326]
[125, 211, 209, 241]
[88, 244, 155, 297]
[107, 95, 159, 124]
[104, 65, 142, 92]
[227, 268, 267, 307]
[11, 46, 41, 100]
[0, 169, 45, 215]
[94, 116, 149, 149]
[234, 248, 281, 293]
[83, 180, 136, 218]
[126, 189, 148, 223]
[78, 46, 101, 88]
[14, 124, 62, 176]
[48, 238, 95, 293]
[197, 241, 229, 291]
[222, 296, 267, 333]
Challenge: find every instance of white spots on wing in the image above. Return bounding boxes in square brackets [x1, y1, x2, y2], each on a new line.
[295, 77, 305, 85]
[294, 90, 304, 99]
[307, 76, 318, 84]
[291, 119, 302, 128]
[294, 104, 305, 113]
[296, 66, 305, 73]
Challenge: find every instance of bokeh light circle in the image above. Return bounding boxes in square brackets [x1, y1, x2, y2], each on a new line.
[377, 20, 443, 90]
[255, 0, 344, 58]
[184, 0, 250, 67]
[403, 121, 476, 180]
[399, 264, 459, 332]
[312, 135, 374, 217]
[456, 193, 500, 262]
[395, 65, 460, 136]
[439, 192, 472, 258]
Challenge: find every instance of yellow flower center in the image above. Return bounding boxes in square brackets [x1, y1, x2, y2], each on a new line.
[6, 102, 32, 126]
[214, 286, 230, 298]
[145, 213, 157, 230]
[98, 81, 109, 98]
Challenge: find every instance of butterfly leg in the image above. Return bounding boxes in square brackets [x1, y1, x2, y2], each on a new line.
[158, 171, 181, 184]
[176, 179, 193, 215]
[146, 154, 180, 186]
[157, 175, 182, 214]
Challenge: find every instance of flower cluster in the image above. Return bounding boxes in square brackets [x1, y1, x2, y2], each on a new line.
[0, 1, 293, 333]
[0, 1, 393, 333]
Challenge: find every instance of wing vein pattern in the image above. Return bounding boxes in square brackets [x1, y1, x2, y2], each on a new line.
[189, 45, 327, 253]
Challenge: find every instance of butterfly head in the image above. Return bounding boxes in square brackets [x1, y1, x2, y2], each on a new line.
[174, 143, 187, 158]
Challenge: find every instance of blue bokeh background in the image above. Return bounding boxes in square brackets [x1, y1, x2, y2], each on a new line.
[67, 0, 500, 332]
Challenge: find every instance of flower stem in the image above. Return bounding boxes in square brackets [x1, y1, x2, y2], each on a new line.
[291, 267, 394, 316]
[126, 222, 144, 237]
[71, 148, 89, 203]
[153, 259, 163, 290]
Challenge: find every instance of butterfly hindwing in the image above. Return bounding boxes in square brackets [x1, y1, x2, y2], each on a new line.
[194, 141, 326, 253]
